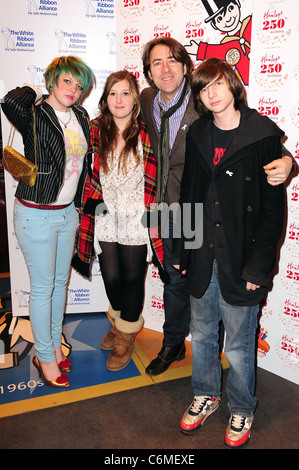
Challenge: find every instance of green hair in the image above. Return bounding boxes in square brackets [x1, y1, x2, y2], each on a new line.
[44, 56, 95, 97]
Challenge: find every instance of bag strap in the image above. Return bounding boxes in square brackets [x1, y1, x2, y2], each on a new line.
[32, 105, 37, 166]
[6, 105, 37, 166]
[6, 125, 15, 147]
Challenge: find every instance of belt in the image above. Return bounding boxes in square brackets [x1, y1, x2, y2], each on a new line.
[17, 198, 71, 210]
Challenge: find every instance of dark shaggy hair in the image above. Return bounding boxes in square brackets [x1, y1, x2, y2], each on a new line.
[191, 57, 247, 118]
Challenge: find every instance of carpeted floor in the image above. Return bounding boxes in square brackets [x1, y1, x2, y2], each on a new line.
[1, 366, 298, 450]
[0, 205, 298, 452]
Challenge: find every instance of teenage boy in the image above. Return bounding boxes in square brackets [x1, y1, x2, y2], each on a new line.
[172, 58, 286, 448]
[140, 37, 293, 377]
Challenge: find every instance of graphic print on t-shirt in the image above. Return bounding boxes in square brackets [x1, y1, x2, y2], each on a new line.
[213, 147, 226, 166]
[64, 128, 87, 182]
[212, 123, 236, 167]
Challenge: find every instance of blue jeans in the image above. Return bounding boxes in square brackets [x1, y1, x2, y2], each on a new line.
[14, 200, 79, 363]
[190, 260, 258, 417]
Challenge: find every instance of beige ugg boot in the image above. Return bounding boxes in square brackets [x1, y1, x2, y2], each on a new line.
[100, 306, 120, 350]
[106, 315, 144, 371]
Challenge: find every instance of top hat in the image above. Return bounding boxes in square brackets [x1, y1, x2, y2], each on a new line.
[202, 0, 228, 23]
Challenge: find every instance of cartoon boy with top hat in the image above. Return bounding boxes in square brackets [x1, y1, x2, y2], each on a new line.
[185, 0, 252, 85]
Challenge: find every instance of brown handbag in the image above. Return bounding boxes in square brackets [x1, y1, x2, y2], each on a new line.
[2, 105, 37, 187]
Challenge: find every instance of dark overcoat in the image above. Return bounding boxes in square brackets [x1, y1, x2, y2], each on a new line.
[172, 105, 286, 305]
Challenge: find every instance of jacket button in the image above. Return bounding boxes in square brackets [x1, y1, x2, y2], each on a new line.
[215, 221, 221, 227]
[209, 243, 214, 248]
[214, 199, 219, 205]
[246, 206, 253, 212]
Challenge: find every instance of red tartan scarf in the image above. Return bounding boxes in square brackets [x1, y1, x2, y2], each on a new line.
[72, 116, 164, 279]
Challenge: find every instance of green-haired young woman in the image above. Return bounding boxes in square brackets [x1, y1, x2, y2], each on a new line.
[2, 56, 94, 388]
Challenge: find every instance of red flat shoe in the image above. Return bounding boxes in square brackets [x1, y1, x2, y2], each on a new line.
[59, 357, 71, 373]
[33, 356, 70, 388]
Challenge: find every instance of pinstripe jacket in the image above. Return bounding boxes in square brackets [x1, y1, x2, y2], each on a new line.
[72, 116, 166, 281]
[1, 86, 90, 204]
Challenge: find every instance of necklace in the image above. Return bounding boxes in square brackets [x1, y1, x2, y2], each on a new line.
[57, 109, 72, 129]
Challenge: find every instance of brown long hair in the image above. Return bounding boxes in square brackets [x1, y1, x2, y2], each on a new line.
[192, 58, 247, 118]
[98, 70, 141, 174]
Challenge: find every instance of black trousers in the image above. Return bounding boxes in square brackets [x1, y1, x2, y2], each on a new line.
[98, 241, 147, 323]
[163, 234, 191, 346]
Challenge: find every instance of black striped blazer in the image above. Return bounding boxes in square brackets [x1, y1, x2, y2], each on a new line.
[1, 86, 90, 204]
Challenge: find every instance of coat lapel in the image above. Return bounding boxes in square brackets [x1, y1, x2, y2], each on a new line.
[170, 94, 198, 156]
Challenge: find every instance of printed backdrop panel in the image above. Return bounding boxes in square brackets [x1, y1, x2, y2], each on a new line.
[0, 0, 116, 315]
[248, 0, 299, 385]
[115, 0, 299, 385]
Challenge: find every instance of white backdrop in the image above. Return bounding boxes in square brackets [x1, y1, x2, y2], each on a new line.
[248, 1, 299, 385]
[1, 0, 298, 384]
[0, 0, 116, 316]
[115, 0, 299, 385]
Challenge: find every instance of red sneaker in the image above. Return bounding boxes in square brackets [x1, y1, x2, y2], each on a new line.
[180, 395, 220, 434]
[225, 414, 254, 448]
